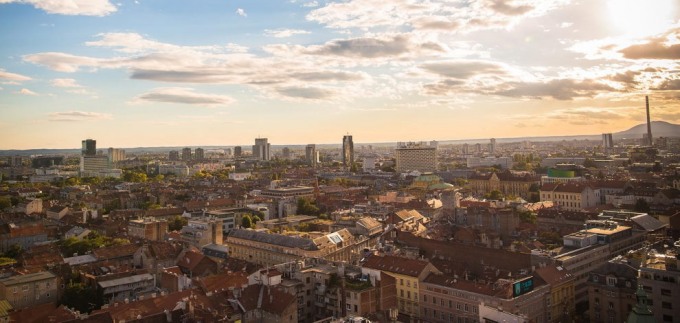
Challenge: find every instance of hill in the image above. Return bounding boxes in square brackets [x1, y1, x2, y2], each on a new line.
[613, 121, 680, 139]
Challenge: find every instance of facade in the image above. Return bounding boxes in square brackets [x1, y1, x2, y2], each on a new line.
[194, 147, 204, 160]
[97, 273, 155, 302]
[80, 155, 117, 177]
[489, 138, 497, 154]
[82, 139, 96, 156]
[107, 147, 126, 163]
[602, 133, 614, 152]
[638, 247, 680, 323]
[0, 271, 58, 310]
[468, 171, 540, 199]
[395, 142, 437, 173]
[234, 146, 242, 157]
[158, 164, 190, 177]
[306, 144, 318, 167]
[466, 156, 512, 169]
[587, 258, 638, 323]
[128, 218, 168, 241]
[179, 217, 223, 248]
[253, 138, 271, 161]
[0, 222, 48, 253]
[181, 147, 192, 161]
[343, 135, 354, 167]
[540, 183, 599, 212]
[535, 265, 576, 322]
[168, 150, 179, 161]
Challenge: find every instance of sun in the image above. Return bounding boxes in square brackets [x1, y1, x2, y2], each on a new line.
[607, 0, 676, 38]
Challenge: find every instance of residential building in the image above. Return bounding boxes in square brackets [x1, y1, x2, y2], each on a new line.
[306, 144, 318, 167]
[0, 271, 58, 310]
[158, 164, 190, 177]
[0, 222, 48, 253]
[535, 265, 576, 322]
[97, 272, 155, 302]
[361, 255, 441, 317]
[489, 138, 497, 154]
[395, 142, 437, 173]
[234, 146, 242, 157]
[638, 244, 680, 323]
[194, 147, 204, 160]
[182, 147, 192, 161]
[128, 218, 168, 241]
[468, 171, 540, 199]
[343, 135, 354, 167]
[180, 217, 223, 248]
[81, 139, 96, 156]
[168, 150, 179, 161]
[253, 138, 271, 161]
[107, 147, 126, 163]
[587, 257, 639, 323]
[466, 156, 512, 169]
[540, 183, 599, 212]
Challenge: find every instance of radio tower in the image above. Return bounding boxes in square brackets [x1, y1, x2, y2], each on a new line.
[645, 96, 653, 146]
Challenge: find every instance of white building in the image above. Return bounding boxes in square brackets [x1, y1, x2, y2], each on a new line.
[466, 156, 512, 169]
[395, 142, 437, 173]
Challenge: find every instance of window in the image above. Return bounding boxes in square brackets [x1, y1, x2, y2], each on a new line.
[346, 304, 352, 310]
[400, 279, 404, 286]
[464, 304, 469, 312]
[407, 291, 411, 299]
[662, 302, 672, 309]
[606, 277, 617, 286]
[407, 281, 410, 287]
[449, 300, 453, 308]
[457, 303, 462, 311]
[12, 287, 17, 294]
[22, 285, 28, 292]
[401, 290, 404, 297]
[433, 296, 437, 304]
[424, 295, 428, 302]
[661, 289, 671, 296]
[608, 302, 613, 310]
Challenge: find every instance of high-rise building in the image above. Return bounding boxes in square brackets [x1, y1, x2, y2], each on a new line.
[462, 143, 470, 155]
[252, 138, 271, 161]
[82, 139, 96, 156]
[282, 147, 291, 159]
[489, 138, 497, 154]
[342, 135, 354, 167]
[168, 150, 179, 161]
[475, 143, 482, 153]
[395, 142, 437, 173]
[645, 96, 653, 146]
[107, 148, 126, 164]
[194, 147, 204, 160]
[182, 147, 192, 161]
[305, 144, 317, 167]
[602, 133, 614, 151]
[234, 146, 242, 157]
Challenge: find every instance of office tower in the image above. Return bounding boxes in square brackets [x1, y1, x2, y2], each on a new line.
[282, 147, 291, 159]
[362, 155, 376, 172]
[305, 144, 317, 167]
[475, 143, 482, 153]
[645, 96, 653, 146]
[462, 143, 470, 155]
[108, 148, 126, 164]
[82, 139, 96, 156]
[342, 135, 354, 167]
[168, 150, 179, 161]
[395, 142, 437, 173]
[602, 133, 614, 152]
[489, 138, 497, 154]
[252, 138, 271, 161]
[234, 146, 242, 157]
[195, 147, 204, 160]
[182, 147, 192, 161]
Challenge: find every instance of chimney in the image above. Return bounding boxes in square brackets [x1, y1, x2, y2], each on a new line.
[646, 96, 653, 146]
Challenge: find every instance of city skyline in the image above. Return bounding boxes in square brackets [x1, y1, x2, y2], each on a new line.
[1, 0, 680, 149]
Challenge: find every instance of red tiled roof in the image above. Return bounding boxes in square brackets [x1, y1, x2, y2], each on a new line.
[362, 254, 430, 277]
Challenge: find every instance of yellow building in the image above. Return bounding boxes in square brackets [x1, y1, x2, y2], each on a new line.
[361, 255, 440, 317]
[535, 265, 576, 322]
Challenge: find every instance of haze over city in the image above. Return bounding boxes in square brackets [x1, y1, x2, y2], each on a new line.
[1, 0, 679, 149]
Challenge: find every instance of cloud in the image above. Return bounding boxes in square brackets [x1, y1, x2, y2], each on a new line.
[302, 1, 318, 7]
[303, 34, 442, 58]
[23, 52, 101, 72]
[275, 86, 336, 100]
[0, 68, 31, 82]
[264, 29, 311, 38]
[131, 87, 235, 106]
[50, 78, 81, 88]
[420, 60, 507, 79]
[235, 8, 246, 17]
[488, 0, 533, 15]
[0, 0, 117, 16]
[17, 88, 38, 96]
[653, 79, 680, 91]
[494, 79, 616, 100]
[619, 37, 680, 60]
[48, 111, 112, 121]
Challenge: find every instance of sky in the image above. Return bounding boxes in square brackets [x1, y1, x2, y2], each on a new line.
[0, 0, 679, 149]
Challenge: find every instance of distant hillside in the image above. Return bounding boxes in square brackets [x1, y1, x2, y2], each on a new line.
[614, 121, 680, 138]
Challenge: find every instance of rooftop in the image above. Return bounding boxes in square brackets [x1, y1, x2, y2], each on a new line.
[0, 271, 56, 286]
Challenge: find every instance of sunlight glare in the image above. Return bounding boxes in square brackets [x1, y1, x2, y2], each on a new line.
[607, 0, 675, 38]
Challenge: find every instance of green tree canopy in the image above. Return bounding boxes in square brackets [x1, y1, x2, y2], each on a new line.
[241, 214, 253, 228]
[168, 215, 188, 231]
[297, 197, 320, 216]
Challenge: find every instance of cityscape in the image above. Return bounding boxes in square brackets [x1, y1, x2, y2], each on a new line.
[1, 0, 680, 323]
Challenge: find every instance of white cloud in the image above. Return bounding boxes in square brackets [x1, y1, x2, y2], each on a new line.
[131, 87, 236, 106]
[236, 8, 246, 17]
[50, 78, 81, 88]
[302, 1, 318, 7]
[0, 68, 31, 82]
[264, 29, 311, 38]
[0, 0, 117, 16]
[17, 88, 38, 96]
[48, 111, 112, 121]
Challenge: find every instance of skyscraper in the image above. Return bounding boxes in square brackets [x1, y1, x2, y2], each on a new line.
[252, 138, 271, 161]
[195, 147, 204, 160]
[489, 138, 497, 154]
[305, 144, 317, 167]
[342, 135, 354, 167]
[107, 147, 126, 164]
[82, 139, 96, 156]
[645, 96, 653, 146]
[168, 150, 179, 161]
[602, 133, 614, 152]
[234, 146, 242, 157]
[182, 148, 192, 161]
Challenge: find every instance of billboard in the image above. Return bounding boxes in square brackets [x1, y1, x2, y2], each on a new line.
[513, 277, 534, 297]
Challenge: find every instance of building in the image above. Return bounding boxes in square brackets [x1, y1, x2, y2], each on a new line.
[168, 150, 179, 161]
[0, 222, 48, 253]
[468, 171, 540, 199]
[234, 146, 242, 157]
[82, 139, 96, 156]
[97, 272, 155, 302]
[489, 138, 497, 154]
[107, 147, 126, 164]
[252, 138, 271, 161]
[587, 257, 639, 323]
[638, 244, 680, 323]
[362, 155, 376, 172]
[466, 156, 512, 169]
[260, 184, 315, 219]
[157, 164, 190, 177]
[0, 271, 58, 310]
[194, 147, 204, 160]
[180, 217, 223, 248]
[343, 135, 354, 167]
[306, 144, 318, 167]
[535, 265, 576, 322]
[181, 147, 192, 161]
[602, 133, 614, 152]
[225, 228, 366, 267]
[361, 255, 441, 317]
[128, 218, 168, 241]
[80, 155, 113, 177]
[395, 142, 437, 173]
[540, 183, 599, 212]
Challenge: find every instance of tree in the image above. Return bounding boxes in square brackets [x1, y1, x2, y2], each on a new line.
[168, 215, 188, 231]
[484, 190, 504, 200]
[60, 282, 101, 313]
[634, 199, 650, 213]
[297, 197, 320, 216]
[518, 211, 537, 224]
[0, 196, 10, 209]
[4, 244, 22, 259]
[241, 214, 253, 228]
